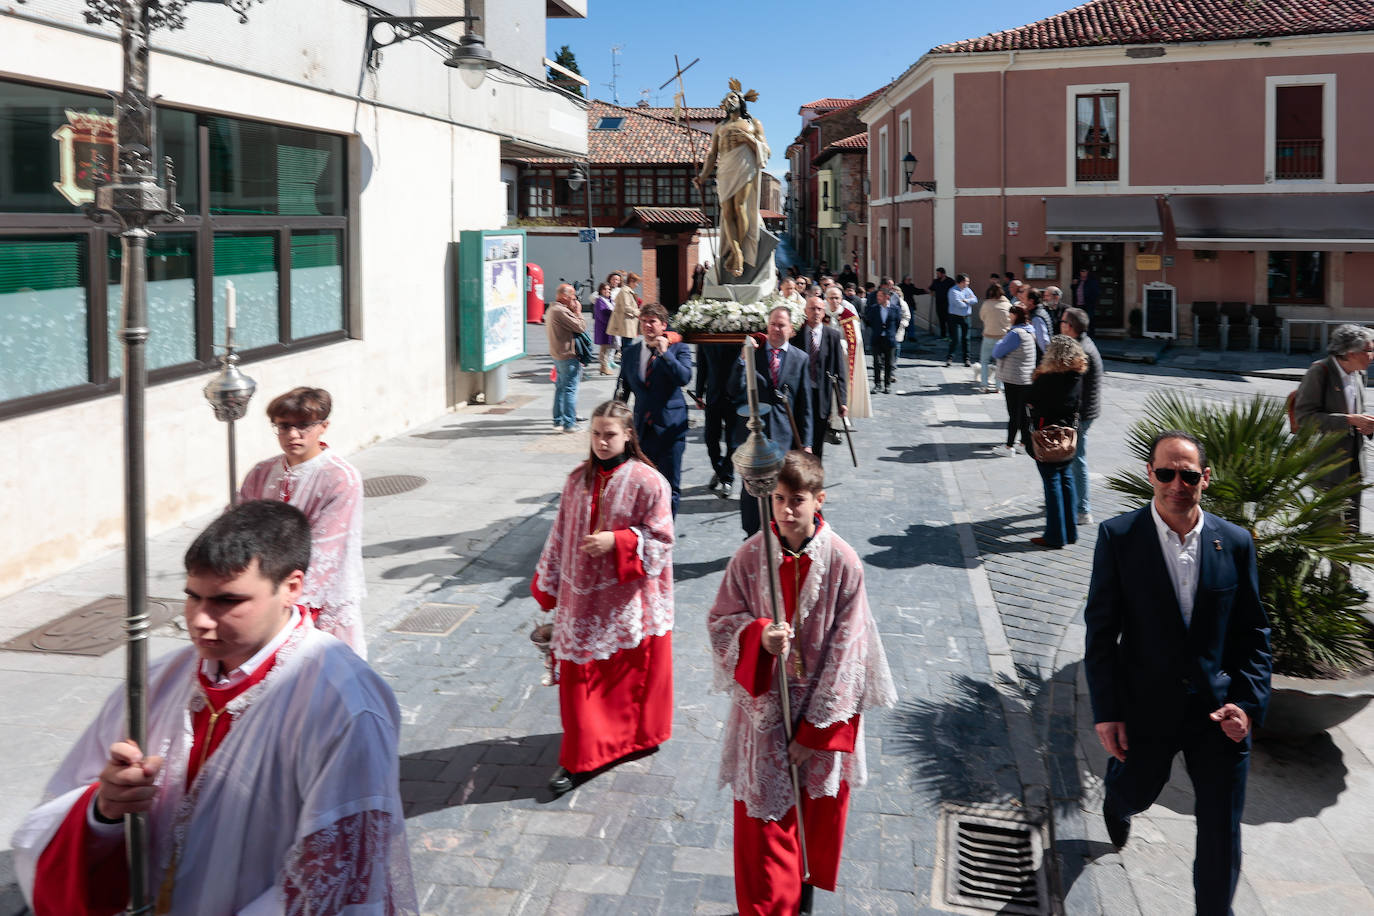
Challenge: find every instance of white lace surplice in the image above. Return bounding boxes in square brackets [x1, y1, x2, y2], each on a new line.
[241, 449, 367, 656]
[708, 524, 897, 821]
[11, 625, 416, 915]
[535, 460, 675, 664]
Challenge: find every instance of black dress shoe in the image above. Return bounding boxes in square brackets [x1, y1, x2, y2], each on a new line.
[1030, 537, 1064, 549]
[1104, 810, 1131, 849]
[799, 883, 815, 915]
[708, 473, 720, 490]
[548, 766, 573, 796]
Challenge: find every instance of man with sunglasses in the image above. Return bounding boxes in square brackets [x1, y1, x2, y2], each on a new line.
[1085, 430, 1271, 915]
[241, 386, 367, 657]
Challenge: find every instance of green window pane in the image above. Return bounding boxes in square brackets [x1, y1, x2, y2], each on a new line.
[290, 230, 343, 339]
[107, 233, 197, 376]
[209, 116, 343, 216]
[214, 234, 278, 351]
[0, 236, 89, 399]
[0, 81, 109, 214]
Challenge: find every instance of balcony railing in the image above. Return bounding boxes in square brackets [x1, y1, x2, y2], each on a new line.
[1075, 143, 1118, 181]
[1275, 138, 1323, 179]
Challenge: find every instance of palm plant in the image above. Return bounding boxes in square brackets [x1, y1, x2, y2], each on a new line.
[1107, 390, 1374, 677]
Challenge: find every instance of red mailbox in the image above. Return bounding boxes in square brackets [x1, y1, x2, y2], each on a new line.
[525, 263, 545, 323]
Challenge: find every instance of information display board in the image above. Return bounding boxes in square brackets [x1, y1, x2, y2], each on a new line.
[1142, 281, 1177, 339]
[459, 229, 527, 371]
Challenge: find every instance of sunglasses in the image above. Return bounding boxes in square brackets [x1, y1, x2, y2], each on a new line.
[1153, 467, 1203, 486]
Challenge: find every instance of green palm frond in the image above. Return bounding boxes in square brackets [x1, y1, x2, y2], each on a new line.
[1106, 391, 1374, 676]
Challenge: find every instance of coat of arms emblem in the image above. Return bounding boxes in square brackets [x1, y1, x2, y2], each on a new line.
[52, 109, 116, 207]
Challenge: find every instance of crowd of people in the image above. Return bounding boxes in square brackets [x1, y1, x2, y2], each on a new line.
[14, 260, 1299, 916]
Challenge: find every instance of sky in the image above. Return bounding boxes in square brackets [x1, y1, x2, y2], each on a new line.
[547, 0, 1074, 179]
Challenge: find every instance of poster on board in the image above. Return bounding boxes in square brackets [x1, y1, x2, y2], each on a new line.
[459, 228, 527, 372]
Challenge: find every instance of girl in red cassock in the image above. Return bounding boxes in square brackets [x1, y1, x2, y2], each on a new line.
[531, 399, 675, 795]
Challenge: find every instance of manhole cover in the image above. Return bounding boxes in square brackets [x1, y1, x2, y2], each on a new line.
[390, 603, 475, 636]
[934, 803, 1050, 915]
[0, 596, 182, 657]
[363, 474, 428, 498]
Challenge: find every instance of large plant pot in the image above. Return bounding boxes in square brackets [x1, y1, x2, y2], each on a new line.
[1258, 670, 1374, 739]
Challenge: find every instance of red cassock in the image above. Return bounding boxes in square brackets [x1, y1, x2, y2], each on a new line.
[532, 458, 675, 772]
[708, 519, 896, 916]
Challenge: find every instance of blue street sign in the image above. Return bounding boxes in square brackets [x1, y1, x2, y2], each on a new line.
[578, 229, 598, 243]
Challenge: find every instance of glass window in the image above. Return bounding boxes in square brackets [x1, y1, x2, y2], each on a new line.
[214, 233, 279, 350]
[290, 230, 343, 339]
[0, 82, 110, 214]
[1268, 251, 1325, 304]
[1076, 94, 1119, 181]
[0, 235, 88, 399]
[159, 108, 199, 212]
[107, 232, 197, 376]
[208, 117, 343, 216]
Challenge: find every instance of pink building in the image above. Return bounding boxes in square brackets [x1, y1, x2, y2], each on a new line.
[860, 0, 1374, 340]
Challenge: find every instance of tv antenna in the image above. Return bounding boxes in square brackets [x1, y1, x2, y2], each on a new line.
[604, 44, 624, 104]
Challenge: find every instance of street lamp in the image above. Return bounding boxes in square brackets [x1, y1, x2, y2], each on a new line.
[567, 163, 594, 303]
[365, 13, 500, 89]
[902, 151, 917, 188]
[78, 3, 265, 910]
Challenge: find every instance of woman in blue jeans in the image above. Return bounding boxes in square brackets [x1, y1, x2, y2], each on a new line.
[1025, 335, 1086, 548]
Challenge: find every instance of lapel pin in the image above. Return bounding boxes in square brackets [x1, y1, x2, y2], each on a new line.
[1213, 539, 1222, 551]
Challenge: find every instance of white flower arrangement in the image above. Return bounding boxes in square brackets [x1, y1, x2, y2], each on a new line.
[673, 294, 803, 334]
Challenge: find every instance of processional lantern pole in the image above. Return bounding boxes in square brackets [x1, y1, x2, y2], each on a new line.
[730, 335, 811, 880]
[202, 280, 257, 506]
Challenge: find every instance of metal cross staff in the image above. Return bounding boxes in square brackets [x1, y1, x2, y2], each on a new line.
[731, 335, 811, 881]
[657, 55, 704, 210]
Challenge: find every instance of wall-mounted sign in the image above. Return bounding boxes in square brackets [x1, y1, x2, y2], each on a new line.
[52, 109, 116, 207]
[459, 229, 527, 372]
[1006, 220, 1019, 236]
[962, 222, 983, 236]
[578, 228, 598, 243]
[1136, 254, 1162, 271]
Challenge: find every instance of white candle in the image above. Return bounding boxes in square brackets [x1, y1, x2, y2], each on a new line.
[225, 280, 237, 330]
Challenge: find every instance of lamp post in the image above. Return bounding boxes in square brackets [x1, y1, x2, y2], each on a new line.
[566, 163, 594, 301]
[79, 2, 263, 911]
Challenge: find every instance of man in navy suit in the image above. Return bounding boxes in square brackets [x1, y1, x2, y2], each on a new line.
[793, 295, 848, 458]
[617, 302, 693, 515]
[1085, 430, 1271, 916]
[864, 286, 901, 394]
[729, 305, 812, 536]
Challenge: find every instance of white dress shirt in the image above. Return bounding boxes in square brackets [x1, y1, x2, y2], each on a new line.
[1335, 359, 1363, 415]
[1150, 501, 1203, 627]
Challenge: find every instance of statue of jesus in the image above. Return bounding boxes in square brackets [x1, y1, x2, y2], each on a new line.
[695, 79, 770, 280]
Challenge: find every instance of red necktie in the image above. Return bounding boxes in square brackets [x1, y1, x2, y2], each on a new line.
[769, 347, 781, 388]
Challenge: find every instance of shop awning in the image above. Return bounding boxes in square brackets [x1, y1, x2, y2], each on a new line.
[1170, 194, 1374, 252]
[1044, 196, 1162, 243]
[625, 207, 711, 228]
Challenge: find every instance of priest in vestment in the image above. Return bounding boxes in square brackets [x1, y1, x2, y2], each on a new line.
[12, 500, 414, 916]
[532, 400, 676, 794]
[824, 285, 872, 419]
[708, 452, 895, 915]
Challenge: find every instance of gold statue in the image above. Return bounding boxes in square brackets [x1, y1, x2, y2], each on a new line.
[695, 79, 771, 279]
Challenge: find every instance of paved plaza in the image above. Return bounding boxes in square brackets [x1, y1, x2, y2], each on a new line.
[1, 328, 1371, 915]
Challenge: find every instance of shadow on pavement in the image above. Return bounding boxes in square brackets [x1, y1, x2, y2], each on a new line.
[409, 418, 554, 440]
[401, 733, 562, 813]
[675, 556, 730, 582]
[880, 442, 1001, 464]
[936, 419, 1006, 430]
[864, 523, 964, 569]
[885, 673, 1022, 805]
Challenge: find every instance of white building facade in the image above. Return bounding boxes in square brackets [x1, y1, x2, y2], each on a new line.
[0, 0, 588, 595]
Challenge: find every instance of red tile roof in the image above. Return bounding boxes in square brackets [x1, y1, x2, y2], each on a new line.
[628, 207, 711, 227]
[934, 0, 1374, 53]
[829, 132, 869, 151]
[509, 100, 711, 166]
[635, 106, 727, 120]
[814, 84, 891, 121]
[760, 209, 786, 220]
[799, 97, 858, 112]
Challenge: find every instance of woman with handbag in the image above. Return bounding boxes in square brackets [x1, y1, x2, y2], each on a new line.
[531, 399, 675, 796]
[593, 281, 617, 375]
[1026, 335, 1087, 549]
[607, 271, 641, 351]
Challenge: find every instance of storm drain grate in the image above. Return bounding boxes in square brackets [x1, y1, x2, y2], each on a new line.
[0, 596, 182, 657]
[389, 603, 475, 636]
[363, 474, 428, 498]
[936, 803, 1050, 915]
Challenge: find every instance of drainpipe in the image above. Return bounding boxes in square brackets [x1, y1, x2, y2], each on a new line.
[1000, 50, 1016, 274]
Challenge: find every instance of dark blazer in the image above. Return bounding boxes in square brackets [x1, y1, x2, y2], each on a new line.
[694, 342, 737, 406]
[617, 340, 693, 438]
[1072, 273, 1101, 311]
[864, 300, 902, 346]
[729, 342, 812, 452]
[1294, 355, 1368, 491]
[792, 323, 847, 419]
[1084, 506, 1272, 737]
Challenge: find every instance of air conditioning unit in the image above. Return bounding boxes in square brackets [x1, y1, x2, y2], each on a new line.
[1142, 282, 1176, 339]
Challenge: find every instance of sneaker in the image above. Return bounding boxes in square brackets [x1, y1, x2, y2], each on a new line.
[718, 480, 734, 499]
[1014, 443, 1026, 454]
[992, 444, 1014, 457]
[944, 359, 951, 367]
[564, 425, 582, 434]
[1077, 512, 1094, 526]
[964, 358, 972, 367]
